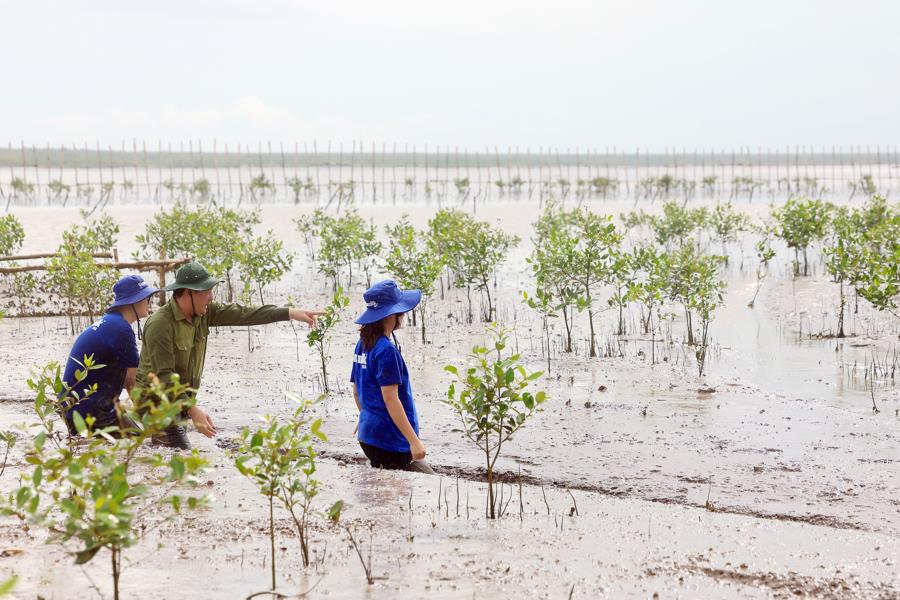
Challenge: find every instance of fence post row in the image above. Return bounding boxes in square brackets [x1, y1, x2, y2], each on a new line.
[1, 144, 897, 206]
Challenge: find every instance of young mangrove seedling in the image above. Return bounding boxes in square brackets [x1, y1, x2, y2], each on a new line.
[443, 324, 546, 519]
[234, 394, 329, 586]
[1, 368, 210, 600]
[307, 289, 350, 393]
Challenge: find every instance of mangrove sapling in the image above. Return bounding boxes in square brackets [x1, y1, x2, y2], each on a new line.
[307, 289, 349, 393]
[9, 177, 34, 202]
[590, 177, 617, 197]
[457, 220, 519, 322]
[1, 370, 210, 600]
[0, 214, 25, 255]
[345, 524, 375, 585]
[748, 233, 776, 309]
[234, 395, 328, 579]
[847, 212, 900, 320]
[190, 178, 211, 200]
[626, 246, 667, 363]
[237, 232, 295, 304]
[567, 210, 623, 357]
[708, 203, 751, 262]
[293, 210, 333, 261]
[427, 208, 473, 298]
[530, 203, 580, 351]
[685, 254, 727, 377]
[771, 197, 834, 276]
[453, 177, 471, 199]
[287, 176, 315, 203]
[823, 208, 864, 337]
[0, 430, 13, 478]
[303, 208, 380, 290]
[664, 245, 708, 346]
[135, 202, 263, 301]
[605, 250, 635, 336]
[522, 287, 558, 373]
[249, 173, 275, 201]
[648, 201, 708, 249]
[443, 325, 546, 519]
[48, 179, 71, 203]
[382, 217, 444, 342]
[45, 217, 120, 333]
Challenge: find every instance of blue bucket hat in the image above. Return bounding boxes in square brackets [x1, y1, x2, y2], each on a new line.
[107, 275, 159, 312]
[355, 280, 421, 325]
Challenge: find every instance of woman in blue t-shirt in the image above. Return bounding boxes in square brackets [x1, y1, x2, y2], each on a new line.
[350, 280, 434, 474]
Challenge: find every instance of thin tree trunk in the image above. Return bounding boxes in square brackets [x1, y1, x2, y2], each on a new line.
[111, 546, 121, 600]
[319, 344, 329, 392]
[838, 280, 845, 337]
[269, 493, 276, 590]
[588, 309, 597, 358]
[561, 304, 573, 352]
[485, 450, 495, 519]
[685, 306, 694, 345]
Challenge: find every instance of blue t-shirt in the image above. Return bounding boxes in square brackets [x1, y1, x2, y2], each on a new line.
[61, 311, 140, 426]
[350, 335, 419, 453]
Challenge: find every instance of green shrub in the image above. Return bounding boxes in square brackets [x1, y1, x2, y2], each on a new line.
[2, 367, 209, 600]
[772, 197, 833, 276]
[234, 395, 329, 584]
[383, 216, 444, 342]
[0, 214, 25, 255]
[444, 325, 546, 519]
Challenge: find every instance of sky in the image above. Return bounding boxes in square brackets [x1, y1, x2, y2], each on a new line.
[1, 0, 898, 151]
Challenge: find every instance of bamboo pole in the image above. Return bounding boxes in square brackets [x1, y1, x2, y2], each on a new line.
[0, 257, 188, 275]
[1, 251, 114, 261]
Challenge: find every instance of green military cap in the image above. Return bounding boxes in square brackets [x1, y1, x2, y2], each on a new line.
[162, 261, 223, 292]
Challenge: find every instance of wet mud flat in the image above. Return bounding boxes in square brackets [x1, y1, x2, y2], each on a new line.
[2, 456, 898, 600]
[1, 204, 899, 597]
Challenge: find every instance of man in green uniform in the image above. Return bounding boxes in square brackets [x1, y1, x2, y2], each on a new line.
[136, 261, 322, 449]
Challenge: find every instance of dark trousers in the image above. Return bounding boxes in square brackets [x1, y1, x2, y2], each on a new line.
[359, 441, 434, 474]
[65, 410, 140, 439]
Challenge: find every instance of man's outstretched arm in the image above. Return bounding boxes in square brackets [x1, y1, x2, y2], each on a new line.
[209, 303, 323, 328]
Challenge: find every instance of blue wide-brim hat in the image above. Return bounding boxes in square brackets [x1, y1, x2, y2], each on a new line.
[107, 275, 159, 312]
[355, 280, 422, 325]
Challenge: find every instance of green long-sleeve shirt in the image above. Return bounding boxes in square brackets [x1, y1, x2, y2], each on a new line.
[136, 298, 289, 402]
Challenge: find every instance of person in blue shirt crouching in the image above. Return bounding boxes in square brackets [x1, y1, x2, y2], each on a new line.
[351, 280, 435, 474]
[61, 274, 158, 436]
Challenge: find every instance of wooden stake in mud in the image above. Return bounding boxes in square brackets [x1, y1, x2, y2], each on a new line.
[157, 243, 168, 306]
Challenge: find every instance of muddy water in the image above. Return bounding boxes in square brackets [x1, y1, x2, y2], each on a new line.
[1, 203, 898, 597]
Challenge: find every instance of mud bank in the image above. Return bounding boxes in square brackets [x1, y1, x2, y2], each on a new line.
[2, 456, 898, 599]
[1, 203, 898, 597]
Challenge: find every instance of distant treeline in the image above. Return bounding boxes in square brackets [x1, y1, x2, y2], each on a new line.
[2, 143, 899, 169]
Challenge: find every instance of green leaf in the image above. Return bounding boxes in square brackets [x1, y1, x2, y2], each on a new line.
[170, 455, 185, 480]
[327, 500, 344, 522]
[74, 545, 102, 565]
[72, 411, 87, 435]
[0, 575, 18, 596]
